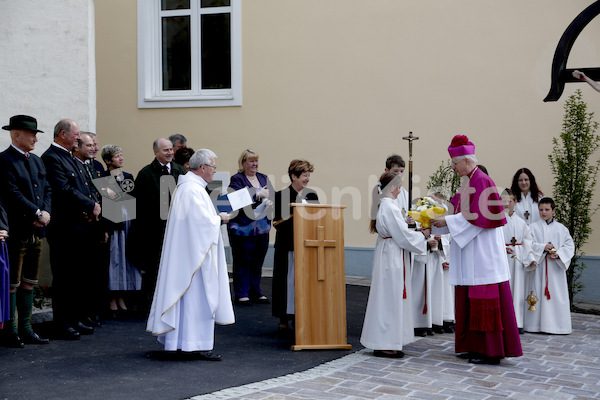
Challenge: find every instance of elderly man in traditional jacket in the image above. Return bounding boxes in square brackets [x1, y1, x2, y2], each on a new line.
[0, 115, 52, 347]
[431, 135, 522, 365]
[146, 149, 234, 361]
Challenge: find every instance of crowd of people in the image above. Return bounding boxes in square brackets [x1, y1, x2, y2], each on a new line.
[361, 135, 574, 365]
[0, 116, 576, 365]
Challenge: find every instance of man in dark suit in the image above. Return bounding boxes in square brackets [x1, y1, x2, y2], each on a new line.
[129, 138, 187, 310]
[73, 131, 110, 326]
[42, 119, 101, 340]
[0, 115, 52, 348]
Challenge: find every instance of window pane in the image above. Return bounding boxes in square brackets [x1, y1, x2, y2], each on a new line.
[201, 13, 231, 89]
[201, 0, 230, 7]
[162, 16, 191, 91]
[161, 0, 190, 10]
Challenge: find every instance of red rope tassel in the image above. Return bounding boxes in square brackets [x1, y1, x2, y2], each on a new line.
[545, 255, 551, 300]
[422, 264, 428, 314]
[402, 249, 407, 299]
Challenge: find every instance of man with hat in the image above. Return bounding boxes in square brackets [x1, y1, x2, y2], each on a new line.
[42, 119, 101, 340]
[0, 115, 52, 347]
[430, 135, 522, 365]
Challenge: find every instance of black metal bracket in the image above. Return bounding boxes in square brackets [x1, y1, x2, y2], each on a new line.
[544, 1, 600, 102]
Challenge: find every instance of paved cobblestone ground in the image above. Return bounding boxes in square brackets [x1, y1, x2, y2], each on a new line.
[193, 312, 600, 400]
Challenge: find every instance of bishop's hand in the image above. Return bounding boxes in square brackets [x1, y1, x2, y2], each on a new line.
[430, 216, 446, 228]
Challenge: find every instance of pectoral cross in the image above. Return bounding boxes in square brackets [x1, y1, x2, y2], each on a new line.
[510, 237, 517, 246]
[304, 226, 336, 281]
[524, 210, 530, 221]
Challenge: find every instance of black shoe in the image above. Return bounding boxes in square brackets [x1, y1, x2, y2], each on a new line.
[426, 328, 435, 336]
[252, 296, 271, 304]
[234, 298, 252, 306]
[468, 356, 501, 365]
[414, 328, 427, 337]
[457, 352, 475, 359]
[443, 324, 455, 333]
[54, 324, 80, 341]
[518, 328, 524, 335]
[277, 326, 294, 340]
[1, 332, 24, 348]
[192, 351, 223, 361]
[75, 322, 94, 335]
[432, 325, 444, 334]
[373, 350, 405, 359]
[83, 317, 102, 328]
[20, 331, 50, 345]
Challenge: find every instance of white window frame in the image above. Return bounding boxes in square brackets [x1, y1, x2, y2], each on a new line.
[137, 0, 242, 108]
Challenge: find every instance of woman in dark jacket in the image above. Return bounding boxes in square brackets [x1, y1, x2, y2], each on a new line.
[272, 159, 318, 333]
[228, 149, 274, 305]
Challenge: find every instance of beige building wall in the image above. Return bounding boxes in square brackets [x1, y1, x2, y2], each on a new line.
[95, 0, 600, 254]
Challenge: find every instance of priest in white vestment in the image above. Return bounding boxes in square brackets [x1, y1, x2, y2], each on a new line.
[361, 172, 428, 358]
[525, 197, 574, 334]
[146, 149, 234, 360]
[431, 135, 522, 365]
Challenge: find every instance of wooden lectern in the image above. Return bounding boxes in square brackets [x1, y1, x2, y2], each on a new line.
[290, 203, 352, 351]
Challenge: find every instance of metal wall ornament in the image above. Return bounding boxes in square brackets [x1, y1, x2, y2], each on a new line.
[544, 0, 600, 102]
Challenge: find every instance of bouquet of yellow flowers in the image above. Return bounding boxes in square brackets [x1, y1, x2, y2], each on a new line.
[408, 197, 446, 228]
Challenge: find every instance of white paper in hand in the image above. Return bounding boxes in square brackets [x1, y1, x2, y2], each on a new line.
[228, 187, 253, 211]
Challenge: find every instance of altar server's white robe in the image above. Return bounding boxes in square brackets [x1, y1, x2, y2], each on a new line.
[514, 192, 543, 225]
[361, 197, 427, 351]
[525, 219, 574, 334]
[440, 235, 455, 322]
[146, 172, 235, 351]
[502, 212, 535, 328]
[412, 244, 445, 328]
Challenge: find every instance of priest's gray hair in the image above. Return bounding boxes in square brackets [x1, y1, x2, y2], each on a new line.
[189, 149, 217, 170]
[454, 154, 478, 163]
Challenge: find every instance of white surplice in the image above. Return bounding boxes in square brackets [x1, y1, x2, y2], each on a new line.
[434, 213, 510, 286]
[514, 192, 543, 226]
[146, 172, 235, 351]
[502, 211, 535, 328]
[440, 234, 455, 322]
[411, 245, 445, 328]
[524, 219, 574, 334]
[360, 197, 427, 351]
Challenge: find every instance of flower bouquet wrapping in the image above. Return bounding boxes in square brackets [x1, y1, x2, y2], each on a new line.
[408, 197, 446, 229]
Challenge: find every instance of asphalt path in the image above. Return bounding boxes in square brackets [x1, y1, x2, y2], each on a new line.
[0, 278, 369, 400]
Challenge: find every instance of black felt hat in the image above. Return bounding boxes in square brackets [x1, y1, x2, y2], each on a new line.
[2, 115, 44, 133]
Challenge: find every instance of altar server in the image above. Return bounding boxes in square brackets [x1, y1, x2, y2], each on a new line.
[525, 197, 574, 334]
[361, 172, 428, 358]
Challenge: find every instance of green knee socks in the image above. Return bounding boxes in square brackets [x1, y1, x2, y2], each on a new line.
[16, 288, 34, 335]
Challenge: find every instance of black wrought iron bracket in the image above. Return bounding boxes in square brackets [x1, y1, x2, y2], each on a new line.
[544, 1, 600, 102]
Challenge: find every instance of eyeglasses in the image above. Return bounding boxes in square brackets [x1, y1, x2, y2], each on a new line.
[450, 159, 466, 167]
[204, 164, 217, 170]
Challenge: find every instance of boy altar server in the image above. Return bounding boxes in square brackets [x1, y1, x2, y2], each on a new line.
[147, 149, 234, 360]
[501, 189, 535, 332]
[525, 197, 574, 334]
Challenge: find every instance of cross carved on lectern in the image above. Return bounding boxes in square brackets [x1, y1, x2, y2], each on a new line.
[304, 226, 336, 281]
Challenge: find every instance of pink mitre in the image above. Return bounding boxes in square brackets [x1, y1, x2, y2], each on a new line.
[448, 135, 475, 157]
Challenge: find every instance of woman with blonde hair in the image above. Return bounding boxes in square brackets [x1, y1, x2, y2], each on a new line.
[228, 149, 274, 306]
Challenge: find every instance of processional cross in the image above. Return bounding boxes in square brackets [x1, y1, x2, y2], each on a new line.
[402, 131, 419, 206]
[304, 226, 336, 281]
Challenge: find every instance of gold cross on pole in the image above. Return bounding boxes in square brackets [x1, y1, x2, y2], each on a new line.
[402, 131, 419, 206]
[304, 226, 336, 281]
